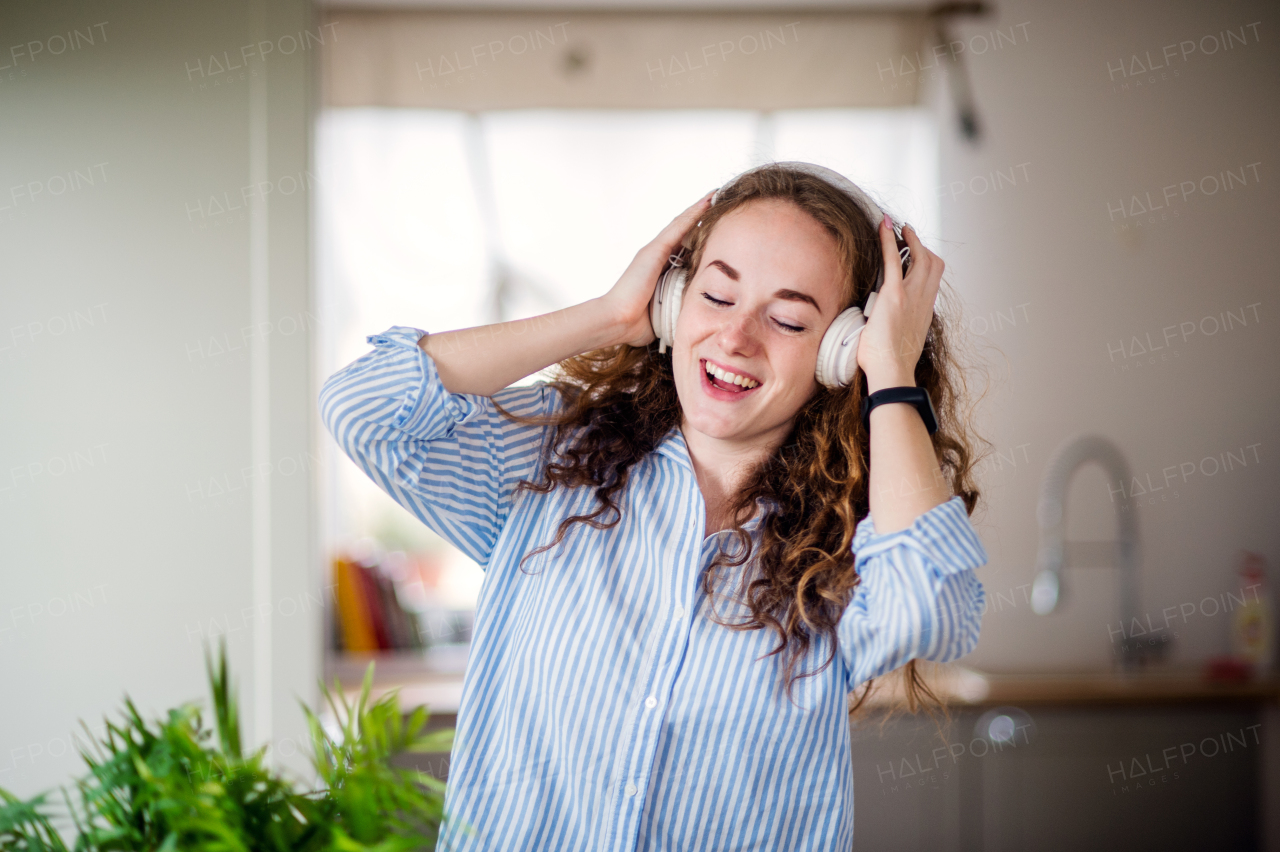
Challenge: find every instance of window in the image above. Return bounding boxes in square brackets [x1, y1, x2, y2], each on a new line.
[316, 107, 938, 656]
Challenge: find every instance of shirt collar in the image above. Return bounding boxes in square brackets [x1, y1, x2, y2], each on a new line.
[654, 423, 775, 535]
[654, 422, 692, 467]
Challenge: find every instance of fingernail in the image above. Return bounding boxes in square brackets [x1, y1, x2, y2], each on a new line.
[882, 213, 892, 228]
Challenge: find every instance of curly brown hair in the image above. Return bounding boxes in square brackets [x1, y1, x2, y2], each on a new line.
[492, 163, 988, 719]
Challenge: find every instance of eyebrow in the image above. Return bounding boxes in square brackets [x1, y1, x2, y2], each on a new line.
[706, 259, 823, 313]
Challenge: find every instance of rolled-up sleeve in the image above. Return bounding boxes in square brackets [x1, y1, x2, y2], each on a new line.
[837, 495, 988, 691]
[318, 325, 562, 567]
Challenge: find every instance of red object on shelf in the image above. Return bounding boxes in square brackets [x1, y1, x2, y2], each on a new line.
[1203, 655, 1255, 683]
[355, 562, 392, 650]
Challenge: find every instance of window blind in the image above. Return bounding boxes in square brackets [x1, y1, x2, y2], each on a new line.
[320, 8, 931, 109]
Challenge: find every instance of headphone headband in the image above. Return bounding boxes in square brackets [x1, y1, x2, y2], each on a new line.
[709, 161, 908, 295]
[711, 161, 887, 228]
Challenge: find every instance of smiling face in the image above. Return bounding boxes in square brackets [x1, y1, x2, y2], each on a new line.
[672, 197, 848, 453]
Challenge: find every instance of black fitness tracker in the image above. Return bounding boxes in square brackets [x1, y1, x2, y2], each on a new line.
[861, 386, 938, 435]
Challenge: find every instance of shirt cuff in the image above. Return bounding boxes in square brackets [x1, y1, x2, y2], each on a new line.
[363, 325, 475, 438]
[365, 325, 430, 350]
[852, 495, 989, 576]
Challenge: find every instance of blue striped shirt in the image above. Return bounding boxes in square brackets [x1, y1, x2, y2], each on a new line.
[320, 326, 988, 852]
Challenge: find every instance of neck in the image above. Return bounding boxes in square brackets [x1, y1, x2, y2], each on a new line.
[680, 418, 782, 528]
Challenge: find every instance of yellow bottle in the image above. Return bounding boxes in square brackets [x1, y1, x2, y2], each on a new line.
[1232, 551, 1274, 675]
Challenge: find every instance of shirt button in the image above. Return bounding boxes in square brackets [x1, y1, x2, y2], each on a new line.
[625, 782, 638, 796]
[645, 696, 657, 709]
[674, 605, 685, 619]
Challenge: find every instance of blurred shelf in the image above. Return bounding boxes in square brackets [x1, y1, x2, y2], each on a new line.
[324, 645, 470, 715]
[324, 644, 469, 684]
[354, 678, 465, 716]
[325, 656, 1280, 719]
[919, 665, 1280, 708]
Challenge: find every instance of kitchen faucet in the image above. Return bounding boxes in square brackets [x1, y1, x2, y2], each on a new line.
[1031, 434, 1168, 669]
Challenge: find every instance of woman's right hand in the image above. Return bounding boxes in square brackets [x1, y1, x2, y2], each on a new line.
[420, 191, 715, 394]
[601, 190, 716, 348]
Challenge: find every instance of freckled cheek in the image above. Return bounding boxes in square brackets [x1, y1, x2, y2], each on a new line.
[675, 310, 711, 347]
[682, 307, 721, 336]
[777, 339, 820, 375]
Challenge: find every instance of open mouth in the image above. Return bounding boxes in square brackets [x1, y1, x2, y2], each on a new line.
[700, 358, 762, 397]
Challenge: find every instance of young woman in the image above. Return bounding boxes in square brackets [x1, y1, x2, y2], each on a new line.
[320, 162, 988, 851]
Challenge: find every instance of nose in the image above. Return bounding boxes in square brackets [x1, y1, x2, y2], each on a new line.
[716, 309, 761, 354]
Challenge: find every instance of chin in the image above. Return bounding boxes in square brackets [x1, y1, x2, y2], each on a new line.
[682, 408, 739, 440]
[677, 389, 767, 443]
[674, 381, 729, 435]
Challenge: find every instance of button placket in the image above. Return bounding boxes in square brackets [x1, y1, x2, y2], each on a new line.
[619, 573, 671, 814]
[618, 529, 692, 823]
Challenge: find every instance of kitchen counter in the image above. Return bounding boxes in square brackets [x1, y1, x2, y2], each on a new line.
[329, 653, 1280, 715]
[858, 663, 1280, 709]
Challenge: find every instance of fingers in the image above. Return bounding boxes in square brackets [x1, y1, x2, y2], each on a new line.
[899, 224, 942, 283]
[899, 225, 942, 323]
[877, 213, 902, 289]
[657, 190, 715, 249]
[863, 219, 941, 378]
[676, 190, 715, 222]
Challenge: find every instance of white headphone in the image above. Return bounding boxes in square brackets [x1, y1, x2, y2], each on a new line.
[648, 161, 911, 389]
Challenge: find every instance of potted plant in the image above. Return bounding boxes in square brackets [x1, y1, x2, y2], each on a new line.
[0, 641, 463, 851]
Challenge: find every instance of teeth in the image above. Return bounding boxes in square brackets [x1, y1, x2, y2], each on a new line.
[704, 361, 758, 389]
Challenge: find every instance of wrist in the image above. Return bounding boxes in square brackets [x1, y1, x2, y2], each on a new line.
[585, 296, 639, 349]
[593, 295, 654, 349]
[862, 385, 938, 435]
[864, 370, 916, 394]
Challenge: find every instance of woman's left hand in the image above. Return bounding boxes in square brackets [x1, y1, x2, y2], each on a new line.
[855, 215, 942, 393]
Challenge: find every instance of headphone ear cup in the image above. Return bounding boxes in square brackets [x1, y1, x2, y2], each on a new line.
[650, 265, 687, 354]
[815, 306, 867, 388]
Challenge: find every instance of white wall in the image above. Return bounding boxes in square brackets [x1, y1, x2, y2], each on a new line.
[0, 0, 319, 798]
[0, 0, 1276, 808]
[931, 0, 1279, 671]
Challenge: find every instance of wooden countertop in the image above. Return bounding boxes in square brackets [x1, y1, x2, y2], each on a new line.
[328, 653, 1280, 714]
[858, 663, 1280, 709]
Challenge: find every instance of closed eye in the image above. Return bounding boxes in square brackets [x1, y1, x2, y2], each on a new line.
[700, 292, 805, 334]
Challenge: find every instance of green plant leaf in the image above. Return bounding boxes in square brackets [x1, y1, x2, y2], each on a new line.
[204, 637, 243, 760]
[0, 641, 455, 852]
